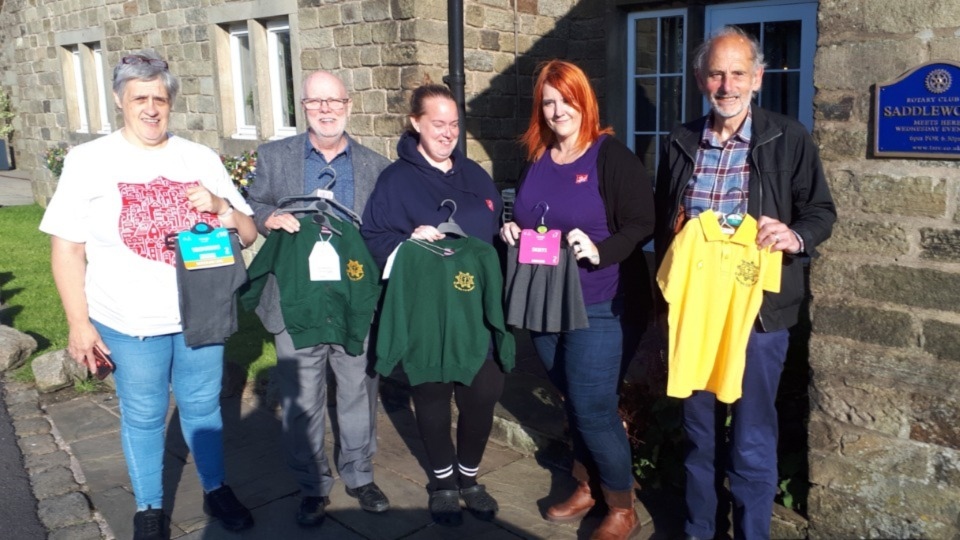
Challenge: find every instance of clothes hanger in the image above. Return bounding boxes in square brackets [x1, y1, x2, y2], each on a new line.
[275, 196, 341, 235]
[718, 188, 746, 235]
[313, 176, 364, 226]
[324, 197, 363, 226]
[408, 238, 456, 257]
[534, 201, 550, 233]
[163, 224, 239, 250]
[436, 199, 467, 237]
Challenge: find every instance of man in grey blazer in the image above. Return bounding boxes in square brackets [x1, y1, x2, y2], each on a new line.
[246, 71, 392, 527]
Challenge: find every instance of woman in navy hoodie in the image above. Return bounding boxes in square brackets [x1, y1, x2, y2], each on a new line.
[361, 84, 505, 526]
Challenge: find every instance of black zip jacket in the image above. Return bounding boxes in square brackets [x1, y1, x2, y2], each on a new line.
[654, 106, 836, 332]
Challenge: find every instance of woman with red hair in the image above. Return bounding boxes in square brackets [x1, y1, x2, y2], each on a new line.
[501, 60, 654, 539]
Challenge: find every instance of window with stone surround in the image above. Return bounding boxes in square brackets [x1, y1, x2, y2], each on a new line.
[210, 0, 301, 140]
[57, 39, 112, 135]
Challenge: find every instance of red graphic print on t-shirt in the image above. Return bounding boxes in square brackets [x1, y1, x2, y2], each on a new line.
[117, 177, 221, 266]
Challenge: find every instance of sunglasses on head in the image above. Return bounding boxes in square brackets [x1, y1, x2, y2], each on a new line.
[121, 55, 169, 70]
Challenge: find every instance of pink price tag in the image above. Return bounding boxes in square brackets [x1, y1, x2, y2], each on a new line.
[518, 229, 561, 266]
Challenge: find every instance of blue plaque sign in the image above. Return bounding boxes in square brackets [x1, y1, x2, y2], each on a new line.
[875, 61, 960, 159]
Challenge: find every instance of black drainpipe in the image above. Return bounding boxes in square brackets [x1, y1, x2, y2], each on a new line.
[443, 0, 467, 156]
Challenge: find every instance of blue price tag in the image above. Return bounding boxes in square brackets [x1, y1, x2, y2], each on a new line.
[177, 223, 235, 270]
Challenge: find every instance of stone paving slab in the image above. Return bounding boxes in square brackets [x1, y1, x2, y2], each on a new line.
[481, 454, 580, 540]
[0, 171, 34, 207]
[45, 399, 119, 444]
[177, 495, 365, 540]
[37, 382, 681, 539]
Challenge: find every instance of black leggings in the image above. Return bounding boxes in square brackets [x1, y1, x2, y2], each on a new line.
[410, 359, 505, 486]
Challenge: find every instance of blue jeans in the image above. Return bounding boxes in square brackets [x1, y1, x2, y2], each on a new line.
[531, 299, 634, 492]
[94, 320, 226, 510]
[683, 327, 790, 540]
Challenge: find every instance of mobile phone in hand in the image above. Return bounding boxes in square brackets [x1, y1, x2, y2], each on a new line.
[92, 345, 115, 380]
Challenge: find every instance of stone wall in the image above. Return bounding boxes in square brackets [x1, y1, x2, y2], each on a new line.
[810, 1, 960, 537]
[0, 0, 606, 203]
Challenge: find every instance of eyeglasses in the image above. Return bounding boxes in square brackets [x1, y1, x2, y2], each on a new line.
[301, 98, 350, 111]
[121, 55, 169, 70]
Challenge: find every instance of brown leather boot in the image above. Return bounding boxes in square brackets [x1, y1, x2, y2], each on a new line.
[589, 488, 640, 540]
[545, 461, 596, 523]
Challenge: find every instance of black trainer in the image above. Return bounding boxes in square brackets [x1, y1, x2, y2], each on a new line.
[297, 495, 327, 527]
[429, 489, 463, 527]
[203, 484, 254, 531]
[133, 506, 168, 540]
[460, 484, 498, 521]
[345, 482, 390, 513]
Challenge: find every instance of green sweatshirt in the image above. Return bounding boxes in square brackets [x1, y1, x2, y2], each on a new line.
[241, 215, 381, 355]
[375, 237, 515, 385]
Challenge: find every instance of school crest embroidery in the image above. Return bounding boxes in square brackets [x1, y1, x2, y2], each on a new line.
[735, 260, 760, 287]
[117, 177, 217, 266]
[453, 271, 475, 292]
[346, 259, 365, 281]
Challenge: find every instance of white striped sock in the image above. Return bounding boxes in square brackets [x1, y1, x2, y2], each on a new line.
[434, 465, 455, 479]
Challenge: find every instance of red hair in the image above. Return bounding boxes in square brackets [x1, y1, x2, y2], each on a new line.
[520, 60, 614, 162]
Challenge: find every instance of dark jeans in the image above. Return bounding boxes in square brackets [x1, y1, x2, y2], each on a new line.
[683, 327, 790, 540]
[531, 299, 634, 492]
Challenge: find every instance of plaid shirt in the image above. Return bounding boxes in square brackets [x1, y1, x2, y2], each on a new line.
[682, 112, 752, 223]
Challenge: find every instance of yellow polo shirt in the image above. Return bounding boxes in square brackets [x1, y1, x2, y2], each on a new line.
[657, 210, 782, 403]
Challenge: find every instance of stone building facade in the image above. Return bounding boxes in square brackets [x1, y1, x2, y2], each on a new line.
[805, 2, 960, 537]
[0, 0, 604, 201]
[2, 0, 960, 537]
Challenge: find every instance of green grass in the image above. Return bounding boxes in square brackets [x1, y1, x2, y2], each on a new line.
[226, 304, 277, 383]
[0, 204, 276, 382]
[0, 205, 64, 381]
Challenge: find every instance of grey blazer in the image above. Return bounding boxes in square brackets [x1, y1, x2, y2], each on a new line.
[246, 131, 391, 334]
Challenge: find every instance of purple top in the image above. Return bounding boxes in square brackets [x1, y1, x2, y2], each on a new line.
[513, 135, 618, 305]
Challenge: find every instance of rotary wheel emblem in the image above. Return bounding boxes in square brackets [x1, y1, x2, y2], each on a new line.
[925, 69, 951, 94]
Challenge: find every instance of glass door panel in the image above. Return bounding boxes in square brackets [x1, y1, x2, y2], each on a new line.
[705, 0, 817, 130]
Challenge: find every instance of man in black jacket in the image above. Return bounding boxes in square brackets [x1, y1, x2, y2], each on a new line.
[655, 26, 835, 540]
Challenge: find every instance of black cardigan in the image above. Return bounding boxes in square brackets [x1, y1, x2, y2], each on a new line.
[515, 135, 656, 322]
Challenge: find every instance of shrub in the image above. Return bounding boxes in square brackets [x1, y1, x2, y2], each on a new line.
[0, 87, 15, 140]
[44, 146, 70, 178]
[221, 150, 257, 197]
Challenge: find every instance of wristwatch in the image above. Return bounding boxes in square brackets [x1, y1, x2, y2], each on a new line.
[218, 199, 235, 218]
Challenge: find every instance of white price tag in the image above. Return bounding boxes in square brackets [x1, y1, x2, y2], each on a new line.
[308, 240, 341, 281]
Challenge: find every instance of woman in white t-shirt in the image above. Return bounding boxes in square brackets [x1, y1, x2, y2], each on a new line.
[40, 49, 257, 540]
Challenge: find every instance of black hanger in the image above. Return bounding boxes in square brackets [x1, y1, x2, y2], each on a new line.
[277, 191, 363, 226]
[276, 196, 341, 235]
[534, 201, 550, 233]
[436, 199, 467, 237]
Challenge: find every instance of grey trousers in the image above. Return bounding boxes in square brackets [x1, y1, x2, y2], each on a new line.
[274, 329, 379, 497]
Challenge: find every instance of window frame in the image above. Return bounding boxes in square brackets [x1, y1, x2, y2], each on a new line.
[229, 23, 258, 139]
[704, 0, 818, 130]
[626, 9, 688, 177]
[92, 45, 112, 134]
[55, 38, 113, 136]
[267, 19, 296, 139]
[70, 47, 90, 134]
[209, 0, 301, 141]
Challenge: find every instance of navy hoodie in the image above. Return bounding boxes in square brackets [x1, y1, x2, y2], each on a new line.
[361, 131, 503, 269]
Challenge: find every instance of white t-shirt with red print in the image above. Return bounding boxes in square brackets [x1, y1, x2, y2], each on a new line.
[40, 130, 253, 337]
